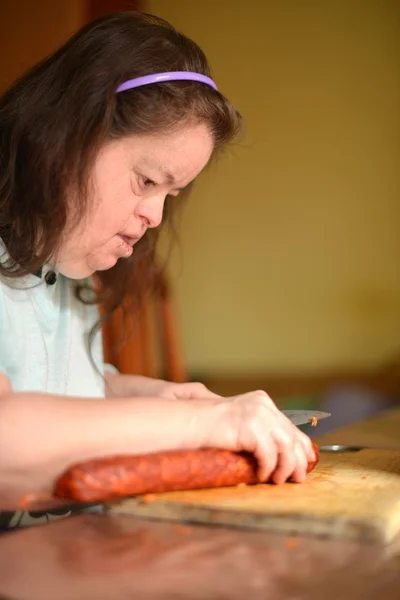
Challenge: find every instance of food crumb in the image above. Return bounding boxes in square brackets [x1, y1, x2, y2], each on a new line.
[285, 537, 299, 550]
[310, 416, 318, 427]
[141, 494, 157, 504]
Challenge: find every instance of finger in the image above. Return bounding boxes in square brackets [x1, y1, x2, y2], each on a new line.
[198, 390, 222, 399]
[278, 413, 316, 463]
[253, 435, 279, 482]
[186, 383, 222, 400]
[290, 442, 308, 483]
[296, 429, 316, 462]
[271, 431, 296, 484]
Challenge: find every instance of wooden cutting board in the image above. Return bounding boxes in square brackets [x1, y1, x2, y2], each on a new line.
[109, 449, 400, 544]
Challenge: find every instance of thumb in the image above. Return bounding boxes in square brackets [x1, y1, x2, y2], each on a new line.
[187, 385, 222, 400]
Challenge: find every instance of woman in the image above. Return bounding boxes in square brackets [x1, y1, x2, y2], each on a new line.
[0, 11, 314, 529]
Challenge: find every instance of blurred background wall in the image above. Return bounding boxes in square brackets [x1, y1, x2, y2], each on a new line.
[0, 0, 399, 401]
[0, 1, 83, 88]
[148, 0, 400, 379]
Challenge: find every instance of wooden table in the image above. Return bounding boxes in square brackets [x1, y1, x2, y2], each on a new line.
[1, 408, 399, 600]
[314, 405, 400, 451]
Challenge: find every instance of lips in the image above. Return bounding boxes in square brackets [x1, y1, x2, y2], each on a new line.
[119, 229, 145, 244]
[115, 232, 145, 258]
[115, 236, 133, 258]
[118, 233, 143, 247]
[119, 235, 136, 246]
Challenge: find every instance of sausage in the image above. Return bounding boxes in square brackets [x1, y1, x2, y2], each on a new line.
[54, 442, 320, 503]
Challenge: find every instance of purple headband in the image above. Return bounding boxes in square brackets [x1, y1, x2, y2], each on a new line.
[116, 71, 218, 93]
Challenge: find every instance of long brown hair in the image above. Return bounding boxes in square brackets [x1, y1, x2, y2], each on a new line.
[0, 11, 241, 319]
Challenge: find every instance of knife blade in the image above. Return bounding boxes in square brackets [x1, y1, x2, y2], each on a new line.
[281, 409, 331, 426]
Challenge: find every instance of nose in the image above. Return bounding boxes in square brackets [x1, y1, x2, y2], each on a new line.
[135, 193, 166, 228]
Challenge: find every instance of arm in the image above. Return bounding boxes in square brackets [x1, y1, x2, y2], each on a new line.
[0, 385, 218, 509]
[0, 373, 316, 510]
[104, 371, 220, 400]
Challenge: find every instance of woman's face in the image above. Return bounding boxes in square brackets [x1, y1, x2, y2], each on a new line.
[54, 122, 213, 279]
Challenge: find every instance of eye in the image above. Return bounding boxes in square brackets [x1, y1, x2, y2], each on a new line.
[142, 176, 156, 188]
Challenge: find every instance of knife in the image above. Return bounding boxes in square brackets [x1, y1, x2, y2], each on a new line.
[281, 409, 331, 426]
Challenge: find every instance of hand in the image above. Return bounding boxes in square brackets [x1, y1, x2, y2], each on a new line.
[105, 375, 314, 484]
[201, 390, 316, 485]
[105, 372, 220, 400]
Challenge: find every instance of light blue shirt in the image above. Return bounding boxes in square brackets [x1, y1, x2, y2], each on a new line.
[0, 241, 109, 529]
[0, 243, 106, 397]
